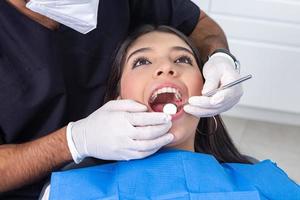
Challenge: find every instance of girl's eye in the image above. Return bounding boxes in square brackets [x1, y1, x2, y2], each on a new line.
[174, 56, 193, 65]
[132, 57, 151, 68]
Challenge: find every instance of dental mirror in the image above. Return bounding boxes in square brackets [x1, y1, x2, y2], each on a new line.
[163, 103, 177, 115]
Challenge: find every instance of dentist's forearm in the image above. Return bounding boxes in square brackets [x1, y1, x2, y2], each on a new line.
[0, 127, 72, 192]
[189, 11, 229, 63]
[7, 0, 59, 30]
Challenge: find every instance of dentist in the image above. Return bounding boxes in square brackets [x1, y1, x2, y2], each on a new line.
[0, 0, 242, 199]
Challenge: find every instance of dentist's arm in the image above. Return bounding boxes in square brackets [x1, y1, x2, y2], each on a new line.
[7, 0, 59, 30]
[185, 11, 242, 117]
[0, 127, 71, 192]
[0, 100, 173, 192]
[189, 10, 228, 61]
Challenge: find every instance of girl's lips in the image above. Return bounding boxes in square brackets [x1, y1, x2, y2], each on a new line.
[146, 81, 188, 120]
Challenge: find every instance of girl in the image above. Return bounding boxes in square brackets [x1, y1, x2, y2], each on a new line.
[43, 25, 300, 200]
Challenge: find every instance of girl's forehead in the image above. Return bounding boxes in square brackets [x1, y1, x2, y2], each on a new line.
[128, 31, 192, 52]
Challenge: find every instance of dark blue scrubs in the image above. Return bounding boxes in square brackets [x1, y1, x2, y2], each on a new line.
[0, 0, 200, 199]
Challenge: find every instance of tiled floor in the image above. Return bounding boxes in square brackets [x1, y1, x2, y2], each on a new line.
[222, 116, 300, 184]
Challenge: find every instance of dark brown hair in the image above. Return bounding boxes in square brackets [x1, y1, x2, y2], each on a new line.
[105, 25, 251, 164]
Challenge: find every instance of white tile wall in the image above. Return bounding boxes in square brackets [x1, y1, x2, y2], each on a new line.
[213, 15, 300, 47]
[210, 0, 300, 23]
[192, 0, 300, 125]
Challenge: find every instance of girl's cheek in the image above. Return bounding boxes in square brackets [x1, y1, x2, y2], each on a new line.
[120, 74, 144, 100]
[120, 76, 130, 98]
[120, 80, 132, 98]
[188, 78, 203, 96]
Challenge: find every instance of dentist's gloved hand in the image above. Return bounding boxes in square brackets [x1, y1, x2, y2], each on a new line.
[184, 51, 243, 117]
[26, 0, 99, 34]
[67, 99, 174, 163]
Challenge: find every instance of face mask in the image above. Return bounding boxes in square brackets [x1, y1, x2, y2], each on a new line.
[26, 0, 100, 34]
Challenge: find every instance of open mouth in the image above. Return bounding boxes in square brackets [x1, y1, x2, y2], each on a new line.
[148, 86, 185, 118]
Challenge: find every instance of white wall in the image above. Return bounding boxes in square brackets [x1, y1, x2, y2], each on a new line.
[192, 0, 300, 126]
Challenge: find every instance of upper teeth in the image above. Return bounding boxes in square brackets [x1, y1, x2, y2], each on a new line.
[150, 87, 182, 102]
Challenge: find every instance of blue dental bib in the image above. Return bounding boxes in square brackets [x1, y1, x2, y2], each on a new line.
[49, 150, 300, 200]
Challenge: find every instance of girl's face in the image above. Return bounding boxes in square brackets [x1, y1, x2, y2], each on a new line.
[120, 31, 204, 151]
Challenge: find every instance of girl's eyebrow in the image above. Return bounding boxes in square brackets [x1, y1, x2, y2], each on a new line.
[126, 47, 152, 63]
[171, 46, 194, 55]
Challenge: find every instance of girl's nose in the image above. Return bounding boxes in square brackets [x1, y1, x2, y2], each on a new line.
[154, 64, 178, 78]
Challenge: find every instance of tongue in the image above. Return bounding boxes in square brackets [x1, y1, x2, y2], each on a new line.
[155, 93, 175, 103]
[151, 104, 165, 112]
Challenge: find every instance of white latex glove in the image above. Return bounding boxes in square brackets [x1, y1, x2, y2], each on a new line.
[184, 52, 243, 117]
[66, 99, 174, 163]
[26, 0, 99, 34]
